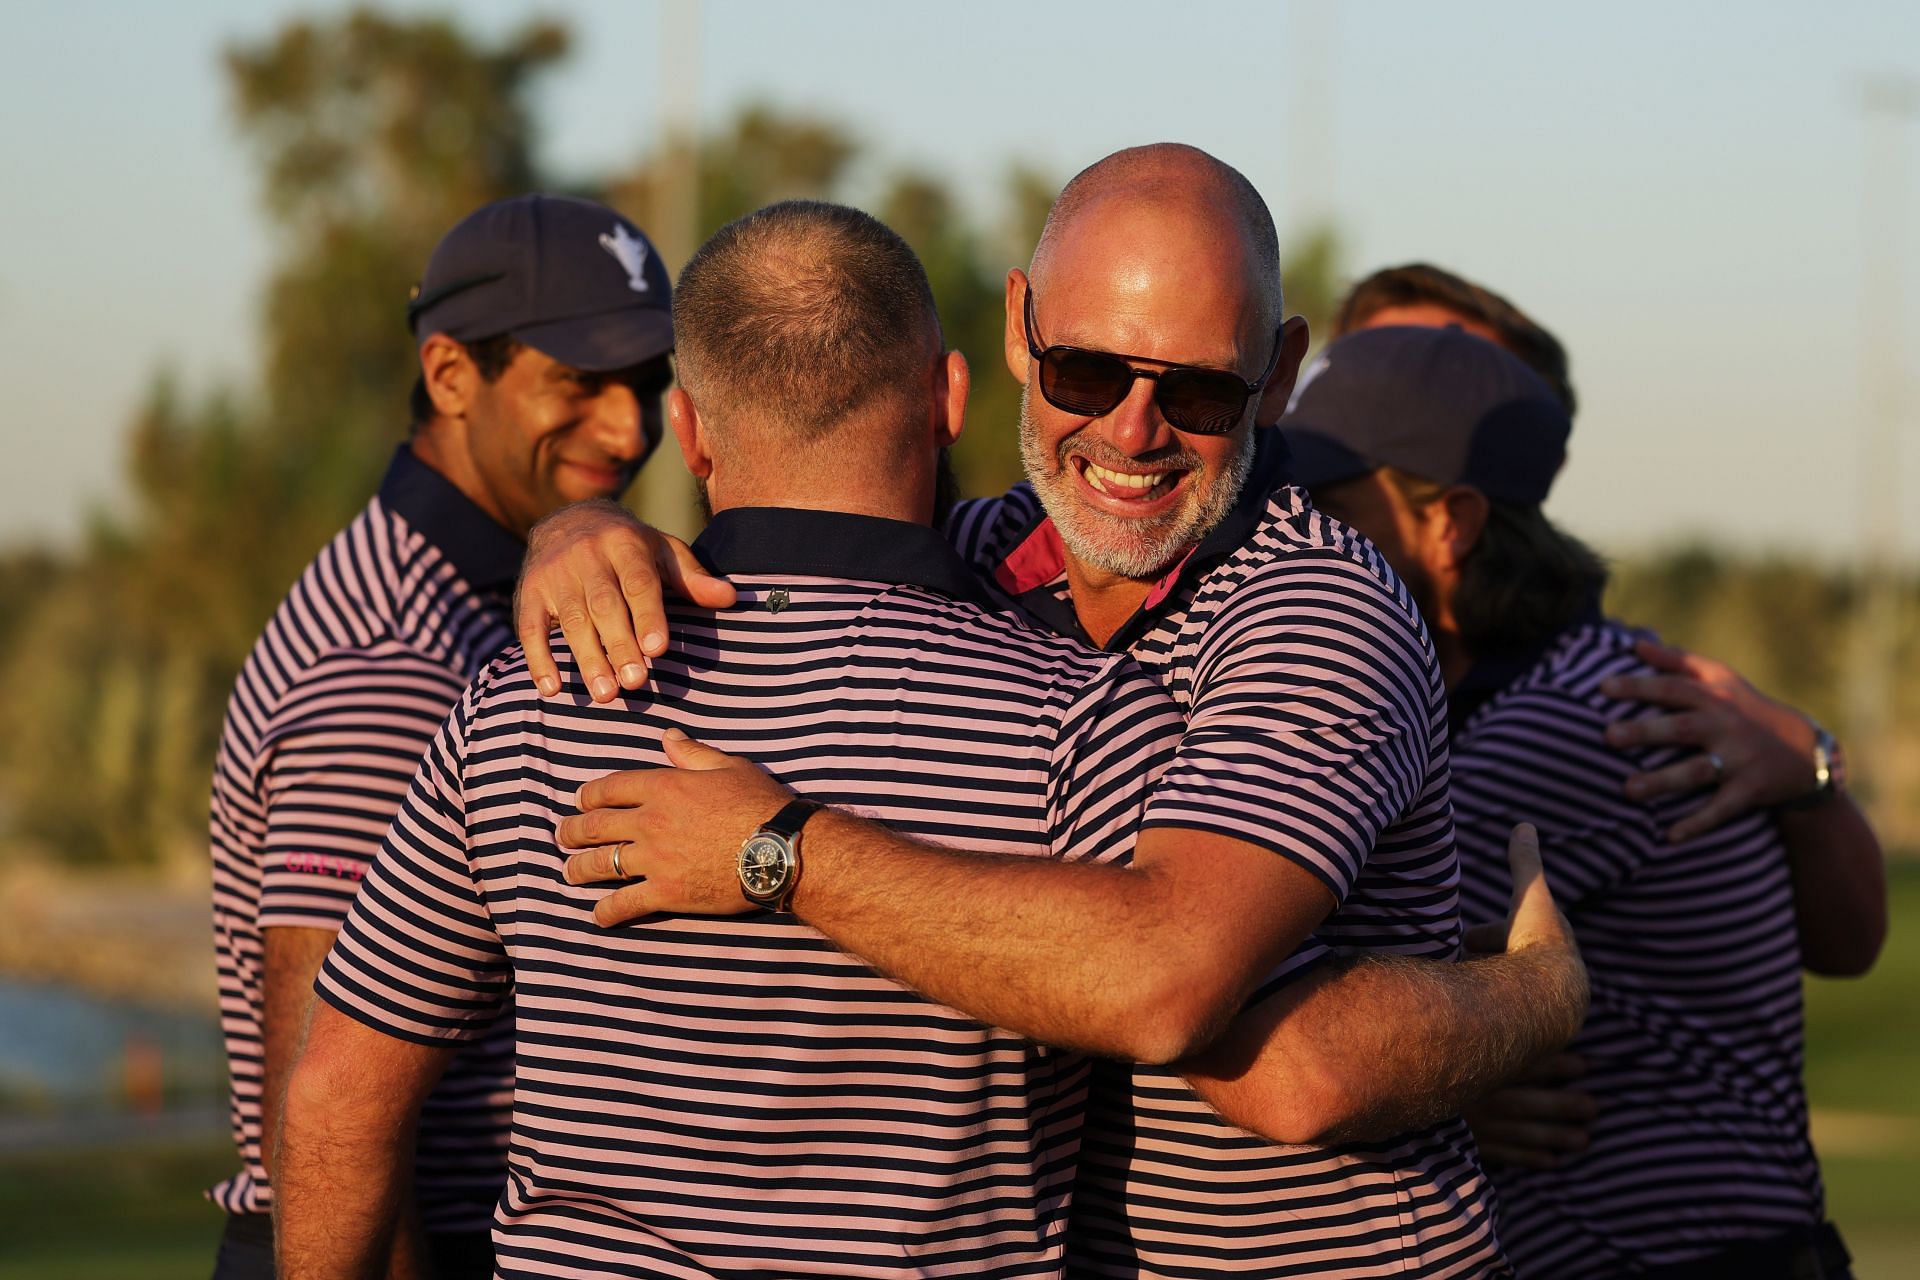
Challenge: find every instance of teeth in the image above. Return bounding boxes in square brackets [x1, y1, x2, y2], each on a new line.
[1083, 462, 1168, 495]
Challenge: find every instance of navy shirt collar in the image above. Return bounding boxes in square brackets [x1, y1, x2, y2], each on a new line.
[377, 445, 525, 594]
[1448, 589, 1607, 734]
[695, 507, 992, 608]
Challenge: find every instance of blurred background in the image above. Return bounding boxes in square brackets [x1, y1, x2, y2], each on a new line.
[1, 1, 1915, 1274]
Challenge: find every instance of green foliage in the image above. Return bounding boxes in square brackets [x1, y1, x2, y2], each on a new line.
[0, 10, 1054, 868]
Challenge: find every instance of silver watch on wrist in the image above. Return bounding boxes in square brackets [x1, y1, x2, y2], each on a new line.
[1785, 724, 1846, 810]
[737, 800, 819, 911]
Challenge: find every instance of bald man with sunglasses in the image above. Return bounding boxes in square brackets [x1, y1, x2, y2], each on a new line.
[518, 147, 1582, 1278]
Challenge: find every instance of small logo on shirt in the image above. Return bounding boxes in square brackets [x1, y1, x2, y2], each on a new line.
[766, 589, 790, 614]
[285, 853, 368, 881]
[599, 223, 651, 293]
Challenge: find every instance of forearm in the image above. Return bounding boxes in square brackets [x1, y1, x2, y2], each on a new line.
[259, 927, 340, 1178]
[1179, 944, 1588, 1146]
[792, 811, 1249, 1063]
[1777, 795, 1887, 976]
[274, 1054, 416, 1278]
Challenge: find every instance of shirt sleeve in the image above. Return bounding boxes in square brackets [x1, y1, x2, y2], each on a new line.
[257, 648, 470, 931]
[1138, 554, 1442, 904]
[313, 675, 511, 1046]
[1045, 657, 1185, 868]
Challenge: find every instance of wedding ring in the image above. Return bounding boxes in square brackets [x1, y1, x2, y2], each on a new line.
[1706, 752, 1726, 782]
[611, 842, 628, 879]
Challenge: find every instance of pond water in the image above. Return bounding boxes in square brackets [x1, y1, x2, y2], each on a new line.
[0, 979, 223, 1107]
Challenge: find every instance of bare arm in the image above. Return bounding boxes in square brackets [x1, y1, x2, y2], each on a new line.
[1601, 639, 1887, 975]
[275, 1002, 453, 1280]
[514, 500, 735, 701]
[259, 926, 340, 1179]
[1177, 824, 1588, 1145]
[561, 735, 1333, 1066]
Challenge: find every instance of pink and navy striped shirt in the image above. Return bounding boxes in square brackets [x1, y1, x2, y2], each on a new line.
[1449, 611, 1823, 1277]
[951, 432, 1505, 1279]
[316, 507, 1188, 1278]
[207, 446, 518, 1229]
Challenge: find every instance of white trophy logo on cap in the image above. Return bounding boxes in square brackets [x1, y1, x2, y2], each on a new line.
[599, 223, 651, 293]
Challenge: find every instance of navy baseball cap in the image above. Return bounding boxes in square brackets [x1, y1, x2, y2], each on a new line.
[1280, 326, 1571, 506]
[407, 194, 673, 372]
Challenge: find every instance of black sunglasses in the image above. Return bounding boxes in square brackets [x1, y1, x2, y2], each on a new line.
[1022, 288, 1285, 435]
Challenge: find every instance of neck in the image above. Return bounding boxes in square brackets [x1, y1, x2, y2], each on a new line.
[707, 462, 935, 527]
[410, 424, 520, 537]
[1062, 556, 1160, 648]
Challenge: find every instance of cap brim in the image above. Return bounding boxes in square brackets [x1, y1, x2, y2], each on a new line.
[1278, 427, 1377, 492]
[512, 307, 674, 372]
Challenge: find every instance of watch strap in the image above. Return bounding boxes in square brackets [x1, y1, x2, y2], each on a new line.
[763, 799, 820, 839]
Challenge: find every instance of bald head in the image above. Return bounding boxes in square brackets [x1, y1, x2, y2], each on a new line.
[1030, 144, 1283, 335]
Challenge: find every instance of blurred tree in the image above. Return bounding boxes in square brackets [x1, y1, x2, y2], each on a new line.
[1281, 221, 1344, 348]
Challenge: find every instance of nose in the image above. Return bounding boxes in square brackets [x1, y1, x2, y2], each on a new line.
[588, 383, 646, 464]
[1097, 375, 1175, 458]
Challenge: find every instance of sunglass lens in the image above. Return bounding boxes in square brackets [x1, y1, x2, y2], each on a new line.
[1040, 348, 1133, 417]
[1157, 369, 1249, 435]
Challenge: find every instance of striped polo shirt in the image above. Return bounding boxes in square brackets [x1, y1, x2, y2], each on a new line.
[207, 446, 518, 1229]
[314, 507, 1188, 1279]
[950, 430, 1504, 1279]
[1448, 610, 1823, 1277]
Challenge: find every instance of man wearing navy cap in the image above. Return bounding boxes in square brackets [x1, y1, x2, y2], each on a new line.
[1282, 325, 1855, 1280]
[204, 194, 689, 1279]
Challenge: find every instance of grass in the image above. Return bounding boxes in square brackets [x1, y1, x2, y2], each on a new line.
[2, 866, 1915, 1277]
[0, 1133, 232, 1279]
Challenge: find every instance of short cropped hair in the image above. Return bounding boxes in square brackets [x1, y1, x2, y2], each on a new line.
[1334, 264, 1577, 417]
[672, 200, 939, 450]
[408, 333, 524, 431]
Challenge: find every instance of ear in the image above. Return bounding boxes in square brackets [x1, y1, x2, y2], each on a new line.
[667, 388, 713, 480]
[1253, 315, 1312, 426]
[932, 348, 969, 449]
[1430, 485, 1491, 569]
[419, 333, 479, 421]
[1003, 268, 1033, 387]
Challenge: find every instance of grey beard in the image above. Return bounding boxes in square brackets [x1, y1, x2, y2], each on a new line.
[1017, 388, 1255, 579]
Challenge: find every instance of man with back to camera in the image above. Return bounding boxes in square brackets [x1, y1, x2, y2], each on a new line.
[273, 199, 1195, 1278]
[204, 193, 712, 1278]
[526, 146, 1599, 1278]
[1279, 321, 1862, 1279]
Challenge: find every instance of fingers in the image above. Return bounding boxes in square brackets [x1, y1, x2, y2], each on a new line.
[593, 881, 661, 927]
[658, 536, 737, 614]
[554, 564, 622, 703]
[1604, 708, 1713, 750]
[1622, 752, 1724, 802]
[661, 729, 735, 771]
[1504, 824, 1562, 953]
[556, 804, 651, 852]
[594, 537, 659, 689]
[1628, 637, 1696, 675]
[575, 769, 659, 813]
[1599, 674, 1709, 716]
[514, 588, 565, 699]
[1472, 1120, 1591, 1170]
[563, 843, 632, 885]
[1665, 790, 1746, 844]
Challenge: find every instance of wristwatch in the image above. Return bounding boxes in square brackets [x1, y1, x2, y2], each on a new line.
[1784, 724, 1847, 810]
[737, 800, 820, 911]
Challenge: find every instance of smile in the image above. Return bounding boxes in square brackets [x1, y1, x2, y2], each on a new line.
[1075, 457, 1183, 503]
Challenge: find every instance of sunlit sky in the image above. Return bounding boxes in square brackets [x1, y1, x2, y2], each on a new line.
[4, 0, 1917, 560]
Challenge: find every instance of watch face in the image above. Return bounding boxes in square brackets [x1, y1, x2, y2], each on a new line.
[739, 833, 793, 899]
